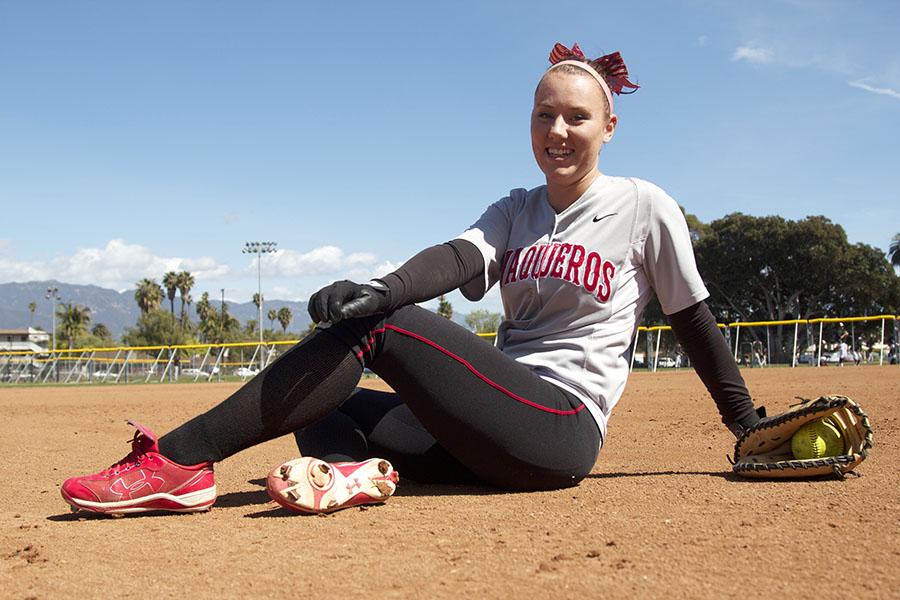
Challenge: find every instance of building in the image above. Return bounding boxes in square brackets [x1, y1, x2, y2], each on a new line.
[0, 328, 51, 353]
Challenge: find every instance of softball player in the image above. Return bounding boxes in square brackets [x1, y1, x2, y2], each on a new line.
[62, 43, 760, 516]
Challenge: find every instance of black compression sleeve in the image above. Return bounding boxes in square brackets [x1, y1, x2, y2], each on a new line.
[378, 239, 484, 310]
[667, 301, 760, 436]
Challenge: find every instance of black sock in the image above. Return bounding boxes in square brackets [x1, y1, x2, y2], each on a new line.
[158, 330, 361, 465]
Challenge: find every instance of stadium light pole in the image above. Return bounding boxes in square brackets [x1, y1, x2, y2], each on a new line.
[243, 241, 278, 371]
[45, 286, 60, 352]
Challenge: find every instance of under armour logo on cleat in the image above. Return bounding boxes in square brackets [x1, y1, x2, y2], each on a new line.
[593, 213, 617, 223]
[109, 469, 165, 500]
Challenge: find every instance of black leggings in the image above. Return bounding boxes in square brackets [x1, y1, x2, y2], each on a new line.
[159, 305, 601, 491]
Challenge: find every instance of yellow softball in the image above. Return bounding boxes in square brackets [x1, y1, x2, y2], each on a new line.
[791, 418, 844, 460]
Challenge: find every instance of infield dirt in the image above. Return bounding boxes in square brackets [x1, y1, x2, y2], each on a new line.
[1, 366, 898, 599]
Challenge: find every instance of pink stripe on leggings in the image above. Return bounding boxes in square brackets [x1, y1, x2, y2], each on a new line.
[369, 324, 586, 416]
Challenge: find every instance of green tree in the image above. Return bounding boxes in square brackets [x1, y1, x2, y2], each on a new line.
[91, 323, 112, 340]
[123, 309, 191, 347]
[837, 242, 900, 316]
[465, 310, 502, 334]
[267, 308, 278, 331]
[162, 271, 179, 316]
[437, 294, 453, 319]
[681, 206, 711, 243]
[693, 213, 900, 361]
[176, 271, 195, 325]
[134, 278, 164, 314]
[28, 301, 37, 327]
[889, 233, 900, 270]
[192, 292, 241, 344]
[277, 307, 293, 334]
[694, 214, 898, 322]
[218, 311, 242, 343]
[196, 292, 213, 322]
[244, 319, 259, 337]
[57, 303, 91, 349]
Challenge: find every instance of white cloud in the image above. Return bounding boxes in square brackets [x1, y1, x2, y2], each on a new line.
[847, 80, 900, 100]
[270, 285, 302, 301]
[732, 45, 774, 64]
[260, 245, 380, 278]
[0, 238, 230, 291]
[696, 35, 709, 47]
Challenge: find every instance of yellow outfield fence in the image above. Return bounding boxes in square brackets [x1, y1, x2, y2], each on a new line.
[631, 314, 899, 372]
[0, 339, 300, 385]
[1, 314, 897, 384]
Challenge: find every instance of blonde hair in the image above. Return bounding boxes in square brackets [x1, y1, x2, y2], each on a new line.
[536, 64, 613, 114]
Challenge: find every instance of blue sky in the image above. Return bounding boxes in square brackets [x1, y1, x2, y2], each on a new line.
[1, 1, 898, 313]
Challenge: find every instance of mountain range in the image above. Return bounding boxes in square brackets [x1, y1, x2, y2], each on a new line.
[0, 280, 312, 338]
[0, 280, 473, 338]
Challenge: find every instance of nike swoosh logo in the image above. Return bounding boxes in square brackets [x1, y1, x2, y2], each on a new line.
[593, 213, 617, 223]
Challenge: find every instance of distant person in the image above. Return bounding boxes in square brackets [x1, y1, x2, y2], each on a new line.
[837, 322, 851, 366]
[61, 42, 762, 516]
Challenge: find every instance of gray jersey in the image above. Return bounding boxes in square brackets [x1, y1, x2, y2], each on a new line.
[456, 175, 708, 438]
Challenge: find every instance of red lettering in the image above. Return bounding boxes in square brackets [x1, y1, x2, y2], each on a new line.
[538, 243, 560, 277]
[583, 252, 602, 292]
[518, 246, 537, 281]
[531, 245, 549, 278]
[564, 244, 586, 284]
[550, 244, 571, 278]
[500, 249, 514, 273]
[598, 261, 616, 301]
[504, 248, 522, 285]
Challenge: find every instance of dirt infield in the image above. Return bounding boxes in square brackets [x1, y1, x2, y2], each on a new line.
[1, 367, 897, 599]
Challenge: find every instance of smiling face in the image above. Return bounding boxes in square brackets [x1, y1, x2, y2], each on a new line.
[531, 69, 617, 206]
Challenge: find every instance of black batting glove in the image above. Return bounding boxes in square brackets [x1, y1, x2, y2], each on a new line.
[308, 280, 391, 324]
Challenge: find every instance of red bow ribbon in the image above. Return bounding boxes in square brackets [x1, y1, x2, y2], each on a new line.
[548, 42, 639, 95]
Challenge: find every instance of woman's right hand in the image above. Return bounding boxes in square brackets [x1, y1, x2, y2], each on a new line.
[307, 280, 391, 324]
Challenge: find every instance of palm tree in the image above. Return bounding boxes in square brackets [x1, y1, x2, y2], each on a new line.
[28, 301, 37, 327]
[134, 279, 164, 314]
[195, 292, 213, 322]
[57, 303, 91, 349]
[162, 271, 179, 316]
[437, 294, 453, 319]
[267, 308, 277, 331]
[277, 307, 293, 334]
[176, 271, 195, 324]
[253, 292, 262, 310]
[91, 323, 111, 340]
[182, 293, 193, 329]
[889, 233, 900, 269]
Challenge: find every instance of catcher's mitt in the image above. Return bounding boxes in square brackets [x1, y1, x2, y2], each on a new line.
[732, 395, 873, 479]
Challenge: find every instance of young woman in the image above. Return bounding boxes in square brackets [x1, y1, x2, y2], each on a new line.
[62, 43, 760, 516]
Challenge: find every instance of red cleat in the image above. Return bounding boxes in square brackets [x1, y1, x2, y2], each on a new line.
[266, 457, 399, 514]
[61, 421, 216, 516]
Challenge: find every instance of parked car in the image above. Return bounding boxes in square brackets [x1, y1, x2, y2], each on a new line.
[181, 367, 204, 377]
[656, 357, 676, 368]
[235, 367, 259, 378]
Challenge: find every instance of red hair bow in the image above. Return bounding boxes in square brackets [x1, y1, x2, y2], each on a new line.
[548, 42, 640, 95]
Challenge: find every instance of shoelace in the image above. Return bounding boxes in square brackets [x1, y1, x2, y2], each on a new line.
[98, 432, 150, 477]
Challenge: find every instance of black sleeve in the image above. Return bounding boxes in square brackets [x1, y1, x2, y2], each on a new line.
[378, 239, 484, 311]
[667, 301, 761, 436]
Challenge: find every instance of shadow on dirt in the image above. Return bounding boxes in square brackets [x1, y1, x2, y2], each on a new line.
[46, 509, 208, 521]
[587, 470, 734, 480]
[215, 488, 270, 508]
